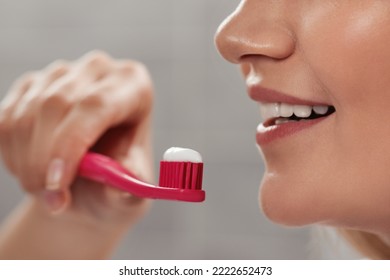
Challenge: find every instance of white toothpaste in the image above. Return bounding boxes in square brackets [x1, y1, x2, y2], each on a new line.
[163, 147, 202, 163]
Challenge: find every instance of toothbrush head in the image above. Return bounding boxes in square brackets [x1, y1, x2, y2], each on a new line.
[158, 147, 205, 202]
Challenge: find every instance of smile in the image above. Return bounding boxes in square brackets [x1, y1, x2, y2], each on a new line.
[259, 102, 336, 127]
[247, 85, 336, 145]
[256, 102, 336, 145]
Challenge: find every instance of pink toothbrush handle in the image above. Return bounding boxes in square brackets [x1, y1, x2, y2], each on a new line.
[78, 152, 205, 202]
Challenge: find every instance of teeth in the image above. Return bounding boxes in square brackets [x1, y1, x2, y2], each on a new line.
[293, 105, 312, 118]
[259, 103, 280, 121]
[259, 102, 332, 123]
[313, 105, 328, 115]
[275, 118, 295, 125]
[280, 103, 294, 117]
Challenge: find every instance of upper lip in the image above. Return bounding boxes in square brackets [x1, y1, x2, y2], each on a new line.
[248, 85, 331, 106]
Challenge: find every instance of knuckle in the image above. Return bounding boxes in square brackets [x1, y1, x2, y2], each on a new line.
[82, 50, 112, 66]
[78, 50, 113, 80]
[122, 61, 153, 92]
[89, 49, 110, 58]
[45, 59, 69, 72]
[17, 71, 37, 84]
[10, 71, 37, 92]
[45, 60, 69, 77]
[78, 93, 106, 110]
[47, 76, 77, 93]
[120, 60, 150, 78]
[117, 60, 136, 76]
[41, 93, 72, 111]
[120, 61, 154, 115]
[134, 64, 153, 91]
[136, 70, 154, 98]
[132, 61, 149, 76]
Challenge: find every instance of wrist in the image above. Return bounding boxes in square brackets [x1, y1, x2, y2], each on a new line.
[33, 194, 145, 237]
[0, 196, 142, 259]
[37, 183, 151, 233]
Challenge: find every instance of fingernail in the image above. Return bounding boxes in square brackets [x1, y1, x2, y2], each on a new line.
[43, 190, 66, 214]
[46, 159, 64, 191]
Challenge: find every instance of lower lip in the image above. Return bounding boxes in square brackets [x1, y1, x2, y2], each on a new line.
[256, 116, 331, 145]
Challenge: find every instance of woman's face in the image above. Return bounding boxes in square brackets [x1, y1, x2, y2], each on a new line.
[215, 0, 390, 235]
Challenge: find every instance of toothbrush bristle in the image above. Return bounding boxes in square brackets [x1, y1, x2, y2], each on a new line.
[159, 161, 203, 190]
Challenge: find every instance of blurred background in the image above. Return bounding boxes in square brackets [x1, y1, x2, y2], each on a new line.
[0, 0, 360, 259]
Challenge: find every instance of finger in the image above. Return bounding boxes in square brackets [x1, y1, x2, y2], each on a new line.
[0, 66, 73, 207]
[16, 60, 72, 185]
[8, 72, 63, 191]
[0, 61, 69, 124]
[111, 61, 154, 125]
[25, 74, 118, 212]
[115, 59, 141, 78]
[16, 62, 70, 118]
[15, 61, 70, 111]
[113, 61, 154, 183]
[74, 50, 113, 82]
[0, 73, 36, 175]
[28, 93, 75, 192]
[40, 60, 70, 91]
[25, 76, 79, 213]
[3, 110, 37, 191]
[41, 69, 78, 103]
[28, 72, 78, 185]
[28, 92, 74, 213]
[44, 68, 153, 202]
[0, 72, 36, 114]
[121, 139, 154, 183]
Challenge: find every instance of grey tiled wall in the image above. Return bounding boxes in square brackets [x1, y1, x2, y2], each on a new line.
[0, 0, 313, 259]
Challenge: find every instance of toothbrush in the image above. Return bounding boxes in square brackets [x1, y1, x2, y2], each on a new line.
[78, 147, 205, 202]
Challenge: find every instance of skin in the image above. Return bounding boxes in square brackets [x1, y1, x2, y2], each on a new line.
[2, 0, 390, 259]
[0, 51, 154, 259]
[215, 0, 390, 243]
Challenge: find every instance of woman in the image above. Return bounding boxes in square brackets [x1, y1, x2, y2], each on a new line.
[216, 1, 390, 259]
[0, 0, 389, 259]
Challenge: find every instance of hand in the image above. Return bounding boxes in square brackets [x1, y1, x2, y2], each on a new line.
[0, 50, 153, 228]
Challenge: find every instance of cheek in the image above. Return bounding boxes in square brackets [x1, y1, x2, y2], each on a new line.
[303, 4, 390, 111]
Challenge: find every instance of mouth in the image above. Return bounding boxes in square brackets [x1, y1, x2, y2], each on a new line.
[255, 102, 336, 145]
[260, 103, 336, 127]
[248, 85, 336, 145]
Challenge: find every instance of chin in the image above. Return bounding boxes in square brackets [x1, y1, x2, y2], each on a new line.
[258, 173, 323, 227]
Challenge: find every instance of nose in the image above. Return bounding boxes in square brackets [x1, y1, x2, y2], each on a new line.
[215, 1, 295, 64]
